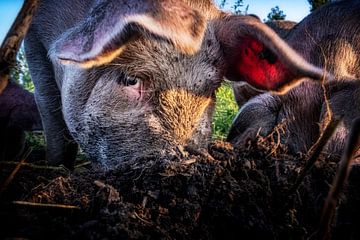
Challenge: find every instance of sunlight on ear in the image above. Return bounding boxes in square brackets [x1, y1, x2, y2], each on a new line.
[0, 0, 23, 45]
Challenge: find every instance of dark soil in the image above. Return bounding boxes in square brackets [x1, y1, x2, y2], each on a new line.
[1, 138, 360, 240]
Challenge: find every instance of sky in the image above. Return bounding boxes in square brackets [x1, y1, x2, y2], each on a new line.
[0, 0, 23, 44]
[216, 0, 310, 22]
[0, 0, 310, 45]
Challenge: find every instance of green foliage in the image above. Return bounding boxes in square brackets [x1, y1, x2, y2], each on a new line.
[25, 132, 46, 150]
[10, 46, 34, 92]
[267, 6, 286, 21]
[212, 83, 238, 140]
[308, 0, 329, 12]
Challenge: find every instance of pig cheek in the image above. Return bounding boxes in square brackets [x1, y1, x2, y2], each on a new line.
[123, 86, 142, 101]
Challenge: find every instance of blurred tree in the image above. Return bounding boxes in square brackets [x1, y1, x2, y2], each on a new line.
[233, 0, 244, 14]
[219, 0, 227, 9]
[308, 0, 330, 12]
[267, 6, 286, 21]
[218, 0, 247, 15]
[10, 46, 34, 92]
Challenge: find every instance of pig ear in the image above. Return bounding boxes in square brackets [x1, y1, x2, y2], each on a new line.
[216, 16, 332, 93]
[53, 0, 206, 68]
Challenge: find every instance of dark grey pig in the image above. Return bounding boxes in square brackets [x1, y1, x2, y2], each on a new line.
[24, 0, 326, 169]
[229, 0, 360, 158]
[0, 80, 42, 161]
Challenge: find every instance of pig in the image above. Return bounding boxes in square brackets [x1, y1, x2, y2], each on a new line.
[0, 80, 42, 161]
[24, 0, 328, 169]
[228, 0, 360, 158]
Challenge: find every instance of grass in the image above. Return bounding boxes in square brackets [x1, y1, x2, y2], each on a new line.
[25, 132, 46, 150]
[212, 83, 239, 140]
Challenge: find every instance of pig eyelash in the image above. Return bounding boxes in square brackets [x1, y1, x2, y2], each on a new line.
[116, 72, 143, 87]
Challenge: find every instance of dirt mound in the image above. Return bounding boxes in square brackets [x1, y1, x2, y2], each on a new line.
[1, 140, 359, 239]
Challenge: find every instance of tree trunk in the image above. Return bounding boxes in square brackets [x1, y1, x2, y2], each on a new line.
[0, 0, 40, 94]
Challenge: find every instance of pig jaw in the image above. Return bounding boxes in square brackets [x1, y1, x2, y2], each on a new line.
[62, 92, 215, 169]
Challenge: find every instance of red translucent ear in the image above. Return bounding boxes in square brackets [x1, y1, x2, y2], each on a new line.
[227, 36, 296, 91]
[216, 16, 331, 93]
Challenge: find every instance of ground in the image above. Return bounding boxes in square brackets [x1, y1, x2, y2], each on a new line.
[0, 135, 360, 240]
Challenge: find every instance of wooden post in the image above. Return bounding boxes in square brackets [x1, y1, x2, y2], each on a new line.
[0, 0, 40, 94]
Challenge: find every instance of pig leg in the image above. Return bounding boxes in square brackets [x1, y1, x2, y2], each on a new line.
[227, 93, 280, 146]
[25, 33, 77, 169]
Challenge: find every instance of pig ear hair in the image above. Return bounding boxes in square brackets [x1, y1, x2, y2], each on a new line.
[52, 0, 207, 68]
[246, 14, 261, 20]
[216, 15, 332, 93]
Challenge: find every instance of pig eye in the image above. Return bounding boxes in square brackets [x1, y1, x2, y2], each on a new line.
[124, 76, 140, 87]
[117, 73, 141, 87]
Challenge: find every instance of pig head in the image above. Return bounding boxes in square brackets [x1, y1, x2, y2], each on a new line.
[229, 0, 360, 158]
[24, 0, 327, 169]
